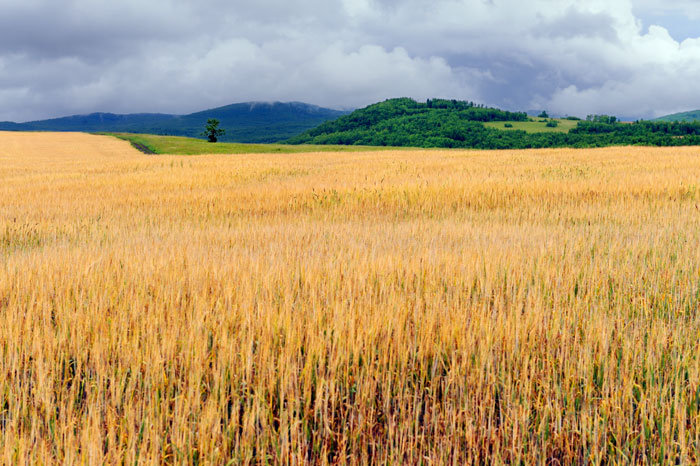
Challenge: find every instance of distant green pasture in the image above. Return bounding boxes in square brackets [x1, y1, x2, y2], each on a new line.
[484, 118, 578, 133]
[103, 133, 408, 155]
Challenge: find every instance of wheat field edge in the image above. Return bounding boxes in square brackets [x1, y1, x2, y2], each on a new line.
[1, 131, 700, 464]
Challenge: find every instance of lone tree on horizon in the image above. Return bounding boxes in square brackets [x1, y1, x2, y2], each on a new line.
[202, 118, 225, 142]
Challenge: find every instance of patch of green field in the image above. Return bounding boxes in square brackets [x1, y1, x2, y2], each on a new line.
[484, 118, 578, 133]
[104, 133, 406, 155]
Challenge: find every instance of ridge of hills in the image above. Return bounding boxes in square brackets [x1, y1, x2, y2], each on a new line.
[6, 97, 700, 149]
[0, 102, 349, 143]
[654, 110, 700, 122]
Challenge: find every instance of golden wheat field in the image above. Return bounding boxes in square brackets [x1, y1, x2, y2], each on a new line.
[2, 131, 700, 464]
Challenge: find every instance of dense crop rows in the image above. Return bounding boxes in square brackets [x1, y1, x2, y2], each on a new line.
[1, 132, 700, 463]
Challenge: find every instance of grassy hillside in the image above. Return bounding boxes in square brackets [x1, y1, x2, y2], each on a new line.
[654, 110, 700, 122]
[108, 133, 407, 155]
[0, 102, 348, 143]
[484, 118, 578, 133]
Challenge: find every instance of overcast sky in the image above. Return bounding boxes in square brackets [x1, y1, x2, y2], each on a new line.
[2, 0, 700, 121]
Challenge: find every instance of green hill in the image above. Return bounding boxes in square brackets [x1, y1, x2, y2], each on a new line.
[484, 118, 579, 133]
[654, 110, 700, 122]
[0, 102, 348, 143]
[287, 97, 531, 147]
[288, 98, 700, 149]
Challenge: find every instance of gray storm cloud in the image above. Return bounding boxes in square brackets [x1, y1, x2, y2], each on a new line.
[1, 0, 699, 121]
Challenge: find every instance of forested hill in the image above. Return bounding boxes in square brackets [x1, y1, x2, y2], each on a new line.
[288, 98, 700, 149]
[287, 98, 529, 147]
[0, 102, 348, 143]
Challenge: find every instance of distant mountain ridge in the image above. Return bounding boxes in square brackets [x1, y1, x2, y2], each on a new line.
[654, 110, 700, 122]
[0, 102, 349, 143]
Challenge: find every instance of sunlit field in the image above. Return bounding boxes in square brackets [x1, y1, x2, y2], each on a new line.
[2, 131, 700, 464]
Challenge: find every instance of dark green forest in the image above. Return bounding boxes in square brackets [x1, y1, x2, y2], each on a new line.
[287, 98, 700, 149]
